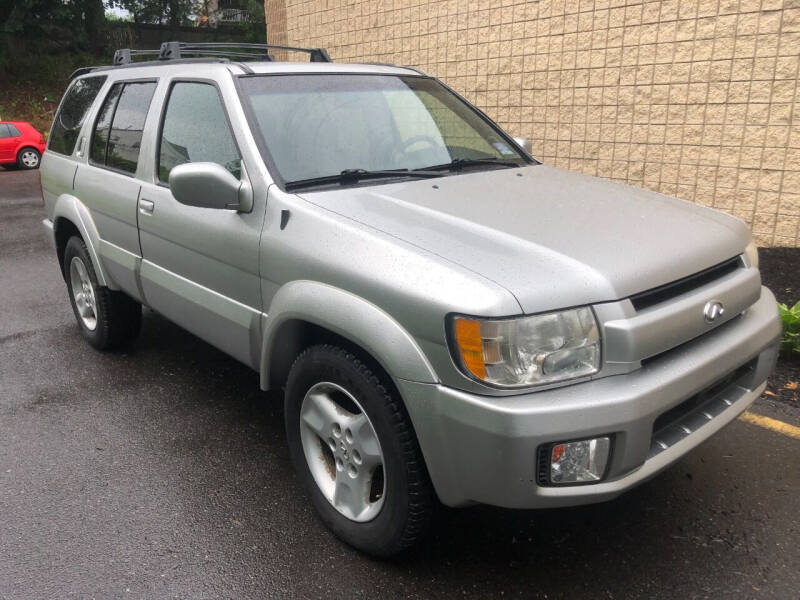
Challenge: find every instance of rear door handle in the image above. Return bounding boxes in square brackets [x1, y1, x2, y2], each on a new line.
[139, 198, 155, 215]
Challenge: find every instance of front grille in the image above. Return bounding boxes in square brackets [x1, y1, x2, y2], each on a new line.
[640, 313, 743, 367]
[630, 256, 743, 312]
[648, 358, 756, 459]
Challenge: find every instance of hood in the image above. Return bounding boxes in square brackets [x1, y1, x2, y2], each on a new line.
[299, 164, 750, 314]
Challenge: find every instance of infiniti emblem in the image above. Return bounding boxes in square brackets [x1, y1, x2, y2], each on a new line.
[703, 301, 725, 323]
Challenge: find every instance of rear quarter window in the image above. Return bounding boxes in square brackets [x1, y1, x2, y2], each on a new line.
[49, 75, 107, 156]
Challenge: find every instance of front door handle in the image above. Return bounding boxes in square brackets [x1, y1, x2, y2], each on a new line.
[139, 198, 155, 215]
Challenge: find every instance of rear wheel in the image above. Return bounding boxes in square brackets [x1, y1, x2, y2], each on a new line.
[17, 147, 40, 169]
[285, 344, 434, 557]
[63, 236, 142, 350]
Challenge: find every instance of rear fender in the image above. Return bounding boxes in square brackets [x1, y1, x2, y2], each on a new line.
[52, 193, 117, 289]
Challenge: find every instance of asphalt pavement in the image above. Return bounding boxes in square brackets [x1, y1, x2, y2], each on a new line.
[1, 168, 799, 599]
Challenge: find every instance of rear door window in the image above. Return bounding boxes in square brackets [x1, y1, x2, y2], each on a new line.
[0, 124, 10, 138]
[90, 81, 157, 175]
[49, 75, 107, 156]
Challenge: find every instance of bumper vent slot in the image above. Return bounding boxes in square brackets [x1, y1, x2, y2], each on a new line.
[631, 256, 743, 312]
[648, 359, 756, 459]
[536, 445, 550, 486]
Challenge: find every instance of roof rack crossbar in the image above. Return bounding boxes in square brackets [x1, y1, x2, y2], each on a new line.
[175, 50, 275, 60]
[157, 41, 331, 63]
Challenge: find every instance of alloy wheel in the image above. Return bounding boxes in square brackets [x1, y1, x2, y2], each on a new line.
[299, 381, 386, 522]
[69, 257, 98, 331]
[20, 151, 39, 168]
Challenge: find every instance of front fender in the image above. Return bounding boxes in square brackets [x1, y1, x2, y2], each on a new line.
[52, 194, 117, 290]
[260, 280, 438, 390]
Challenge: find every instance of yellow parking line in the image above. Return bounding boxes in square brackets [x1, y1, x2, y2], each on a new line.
[739, 411, 800, 440]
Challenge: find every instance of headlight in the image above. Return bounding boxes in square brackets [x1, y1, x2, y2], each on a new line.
[450, 307, 601, 388]
[745, 240, 759, 268]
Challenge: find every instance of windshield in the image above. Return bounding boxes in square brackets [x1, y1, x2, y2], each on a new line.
[238, 74, 529, 185]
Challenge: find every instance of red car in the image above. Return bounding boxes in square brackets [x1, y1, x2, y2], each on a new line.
[0, 121, 47, 169]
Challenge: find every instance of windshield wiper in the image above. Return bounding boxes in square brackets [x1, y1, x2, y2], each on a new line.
[285, 168, 441, 191]
[420, 157, 521, 171]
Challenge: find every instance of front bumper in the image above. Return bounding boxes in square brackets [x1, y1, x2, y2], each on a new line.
[398, 287, 781, 508]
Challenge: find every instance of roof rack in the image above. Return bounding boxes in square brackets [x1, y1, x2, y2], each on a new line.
[113, 41, 332, 66]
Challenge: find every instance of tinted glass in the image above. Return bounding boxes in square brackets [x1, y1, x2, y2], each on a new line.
[0, 124, 9, 138]
[7, 124, 21, 136]
[106, 82, 157, 174]
[239, 75, 525, 183]
[158, 82, 240, 182]
[90, 83, 123, 165]
[49, 76, 106, 155]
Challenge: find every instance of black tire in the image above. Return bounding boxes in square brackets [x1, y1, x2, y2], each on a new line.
[17, 147, 41, 170]
[63, 236, 142, 350]
[285, 344, 434, 557]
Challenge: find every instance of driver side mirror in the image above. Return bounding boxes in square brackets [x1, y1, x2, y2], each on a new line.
[169, 162, 253, 213]
[513, 137, 533, 154]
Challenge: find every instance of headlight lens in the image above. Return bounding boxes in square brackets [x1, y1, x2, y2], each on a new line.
[451, 307, 601, 387]
[745, 240, 759, 268]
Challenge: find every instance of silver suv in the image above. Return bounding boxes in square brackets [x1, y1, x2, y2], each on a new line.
[41, 43, 782, 557]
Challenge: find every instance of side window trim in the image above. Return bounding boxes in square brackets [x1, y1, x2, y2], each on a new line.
[90, 82, 123, 169]
[156, 77, 243, 188]
[88, 77, 158, 178]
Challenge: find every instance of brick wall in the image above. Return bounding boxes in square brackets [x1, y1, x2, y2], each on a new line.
[265, 0, 800, 247]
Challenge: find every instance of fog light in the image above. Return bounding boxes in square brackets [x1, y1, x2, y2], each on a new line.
[549, 437, 611, 484]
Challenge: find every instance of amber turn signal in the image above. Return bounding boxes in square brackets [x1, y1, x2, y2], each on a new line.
[453, 317, 486, 379]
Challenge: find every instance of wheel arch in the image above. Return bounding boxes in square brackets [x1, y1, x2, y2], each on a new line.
[52, 195, 116, 289]
[260, 281, 438, 392]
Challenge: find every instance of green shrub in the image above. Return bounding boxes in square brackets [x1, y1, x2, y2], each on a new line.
[779, 301, 800, 357]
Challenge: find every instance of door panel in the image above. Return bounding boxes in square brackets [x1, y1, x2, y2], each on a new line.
[138, 184, 263, 368]
[73, 165, 143, 299]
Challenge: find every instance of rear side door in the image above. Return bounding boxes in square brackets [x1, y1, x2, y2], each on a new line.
[73, 79, 157, 300]
[136, 79, 264, 369]
[0, 124, 14, 161]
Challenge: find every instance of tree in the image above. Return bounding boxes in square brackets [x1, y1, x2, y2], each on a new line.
[106, 0, 198, 27]
[1, 0, 107, 54]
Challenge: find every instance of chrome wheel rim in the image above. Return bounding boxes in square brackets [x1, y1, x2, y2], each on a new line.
[299, 382, 386, 522]
[69, 257, 98, 331]
[21, 151, 39, 168]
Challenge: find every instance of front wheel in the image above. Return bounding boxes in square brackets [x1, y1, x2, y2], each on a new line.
[17, 148, 41, 169]
[284, 344, 434, 557]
